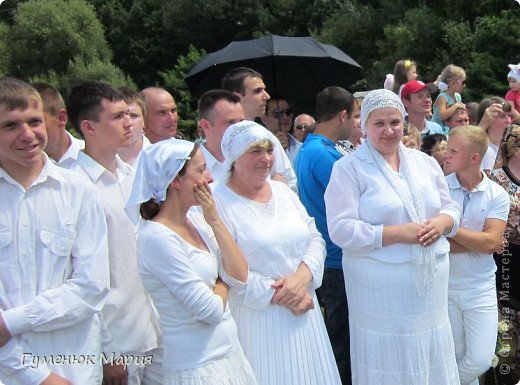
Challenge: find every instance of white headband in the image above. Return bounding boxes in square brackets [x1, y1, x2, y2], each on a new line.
[221, 120, 274, 178]
[126, 138, 194, 223]
[360, 89, 406, 135]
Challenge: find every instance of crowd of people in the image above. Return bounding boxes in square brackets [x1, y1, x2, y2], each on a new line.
[0, 58, 519, 385]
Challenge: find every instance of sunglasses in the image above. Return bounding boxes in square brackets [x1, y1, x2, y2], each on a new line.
[272, 108, 293, 119]
[294, 124, 308, 130]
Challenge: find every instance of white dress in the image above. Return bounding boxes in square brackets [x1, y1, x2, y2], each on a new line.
[214, 180, 341, 385]
[325, 144, 461, 385]
[137, 212, 257, 385]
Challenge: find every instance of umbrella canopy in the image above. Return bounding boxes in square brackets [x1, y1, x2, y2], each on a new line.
[185, 35, 362, 103]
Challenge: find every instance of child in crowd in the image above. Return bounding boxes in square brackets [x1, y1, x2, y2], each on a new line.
[392, 59, 418, 95]
[505, 63, 520, 123]
[432, 64, 467, 134]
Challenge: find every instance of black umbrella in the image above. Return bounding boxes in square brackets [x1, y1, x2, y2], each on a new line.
[185, 35, 362, 102]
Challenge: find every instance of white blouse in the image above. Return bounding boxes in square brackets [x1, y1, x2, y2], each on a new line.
[325, 144, 460, 263]
[137, 211, 246, 372]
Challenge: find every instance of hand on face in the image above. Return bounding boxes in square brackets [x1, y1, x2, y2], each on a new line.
[194, 181, 220, 226]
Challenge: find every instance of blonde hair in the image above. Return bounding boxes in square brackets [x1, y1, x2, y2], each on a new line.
[449, 125, 489, 158]
[0, 77, 42, 111]
[440, 64, 466, 84]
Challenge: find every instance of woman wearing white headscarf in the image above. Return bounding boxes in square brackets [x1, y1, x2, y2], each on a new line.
[126, 139, 257, 385]
[213, 120, 341, 385]
[324, 89, 461, 385]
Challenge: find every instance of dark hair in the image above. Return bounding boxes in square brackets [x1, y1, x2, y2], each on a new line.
[221, 67, 263, 95]
[198, 89, 240, 120]
[314, 86, 354, 123]
[118, 86, 146, 118]
[421, 134, 447, 155]
[139, 144, 199, 220]
[392, 59, 416, 94]
[0, 77, 42, 111]
[477, 96, 511, 125]
[32, 82, 65, 116]
[67, 81, 125, 138]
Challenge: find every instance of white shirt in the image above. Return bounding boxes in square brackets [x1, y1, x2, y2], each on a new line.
[481, 142, 499, 171]
[0, 156, 109, 385]
[447, 172, 510, 292]
[57, 131, 85, 168]
[64, 152, 159, 356]
[137, 212, 245, 371]
[325, 144, 460, 263]
[286, 134, 302, 167]
[201, 141, 298, 193]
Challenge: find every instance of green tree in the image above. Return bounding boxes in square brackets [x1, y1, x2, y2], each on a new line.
[0, 23, 10, 75]
[31, 56, 136, 95]
[9, 0, 112, 78]
[159, 45, 207, 139]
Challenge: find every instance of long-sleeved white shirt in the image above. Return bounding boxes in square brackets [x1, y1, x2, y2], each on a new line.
[64, 152, 159, 356]
[0, 156, 109, 385]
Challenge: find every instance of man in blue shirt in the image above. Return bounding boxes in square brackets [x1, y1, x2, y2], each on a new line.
[295, 86, 355, 385]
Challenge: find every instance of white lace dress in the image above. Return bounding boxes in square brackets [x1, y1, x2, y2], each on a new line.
[214, 180, 341, 385]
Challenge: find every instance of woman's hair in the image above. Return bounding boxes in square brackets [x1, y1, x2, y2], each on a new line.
[477, 96, 511, 125]
[421, 134, 447, 155]
[392, 59, 416, 94]
[139, 144, 199, 220]
[498, 124, 520, 168]
[439, 64, 466, 85]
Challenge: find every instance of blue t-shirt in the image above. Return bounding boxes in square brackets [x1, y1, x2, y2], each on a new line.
[295, 133, 343, 269]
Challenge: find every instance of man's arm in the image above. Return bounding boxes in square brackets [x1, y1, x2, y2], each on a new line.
[451, 218, 506, 254]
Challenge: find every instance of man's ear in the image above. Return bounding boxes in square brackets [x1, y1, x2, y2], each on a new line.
[79, 119, 94, 137]
[57, 108, 68, 129]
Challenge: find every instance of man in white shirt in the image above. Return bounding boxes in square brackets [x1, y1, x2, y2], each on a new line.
[32, 82, 84, 167]
[140, 87, 178, 144]
[222, 68, 298, 190]
[66, 81, 161, 385]
[0, 77, 109, 384]
[444, 125, 510, 385]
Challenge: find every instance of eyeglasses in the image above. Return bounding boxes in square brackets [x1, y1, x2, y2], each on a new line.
[295, 124, 308, 130]
[272, 108, 293, 119]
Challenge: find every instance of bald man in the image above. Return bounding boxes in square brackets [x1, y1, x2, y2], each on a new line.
[140, 87, 178, 143]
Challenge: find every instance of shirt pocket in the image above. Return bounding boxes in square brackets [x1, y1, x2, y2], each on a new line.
[39, 226, 76, 288]
[0, 227, 12, 249]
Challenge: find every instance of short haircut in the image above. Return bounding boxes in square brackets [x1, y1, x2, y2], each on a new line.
[449, 125, 489, 159]
[119, 86, 146, 117]
[32, 82, 65, 117]
[67, 81, 125, 137]
[477, 96, 511, 125]
[0, 77, 42, 112]
[221, 67, 263, 95]
[198, 89, 240, 120]
[314, 86, 354, 123]
[421, 133, 447, 155]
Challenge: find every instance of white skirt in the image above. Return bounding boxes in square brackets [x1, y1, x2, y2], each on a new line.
[163, 347, 257, 385]
[344, 253, 460, 385]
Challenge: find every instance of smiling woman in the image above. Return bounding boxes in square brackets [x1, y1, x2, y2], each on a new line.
[214, 120, 342, 385]
[325, 89, 461, 385]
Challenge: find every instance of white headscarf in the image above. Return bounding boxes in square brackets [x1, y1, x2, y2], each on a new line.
[361, 89, 436, 294]
[126, 138, 194, 223]
[221, 120, 274, 180]
[360, 89, 406, 136]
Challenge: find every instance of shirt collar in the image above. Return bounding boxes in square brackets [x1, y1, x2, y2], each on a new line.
[76, 151, 132, 183]
[447, 171, 490, 192]
[0, 153, 66, 188]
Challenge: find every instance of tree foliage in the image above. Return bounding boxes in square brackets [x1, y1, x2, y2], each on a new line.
[8, 0, 112, 79]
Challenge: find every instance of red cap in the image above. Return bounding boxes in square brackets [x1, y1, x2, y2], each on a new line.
[401, 80, 438, 100]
